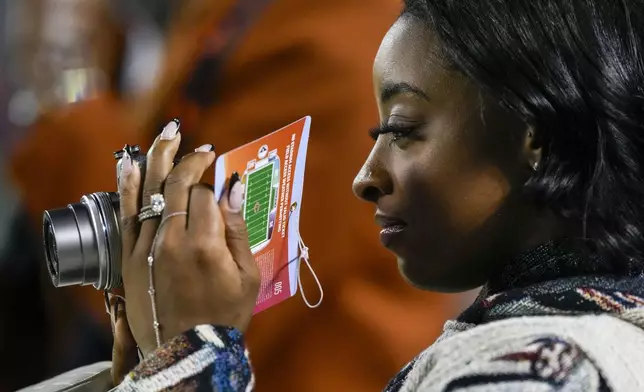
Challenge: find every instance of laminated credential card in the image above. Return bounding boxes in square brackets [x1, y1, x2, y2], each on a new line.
[214, 116, 314, 314]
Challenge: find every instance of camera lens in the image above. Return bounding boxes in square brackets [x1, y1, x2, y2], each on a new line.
[42, 192, 122, 290]
[43, 218, 59, 278]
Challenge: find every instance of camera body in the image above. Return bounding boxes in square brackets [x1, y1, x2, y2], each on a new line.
[43, 145, 147, 290]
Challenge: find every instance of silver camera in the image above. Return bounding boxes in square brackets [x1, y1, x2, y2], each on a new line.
[42, 145, 147, 290]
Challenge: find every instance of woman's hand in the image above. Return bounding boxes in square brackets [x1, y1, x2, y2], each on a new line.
[108, 292, 137, 386]
[117, 120, 260, 356]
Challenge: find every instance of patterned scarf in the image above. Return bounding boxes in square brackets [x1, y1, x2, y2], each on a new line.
[459, 241, 644, 325]
[384, 241, 644, 392]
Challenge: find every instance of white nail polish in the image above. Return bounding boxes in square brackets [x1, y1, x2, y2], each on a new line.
[160, 118, 180, 140]
[119, 151, 133, 187]
[194, 144, 214, 152]
[229, 181, 244, 212]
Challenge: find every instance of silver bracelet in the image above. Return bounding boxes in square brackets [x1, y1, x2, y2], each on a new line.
[148, 211, 188, 347]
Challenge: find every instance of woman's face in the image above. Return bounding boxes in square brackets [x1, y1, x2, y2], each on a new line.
[353, 16, 550, 292]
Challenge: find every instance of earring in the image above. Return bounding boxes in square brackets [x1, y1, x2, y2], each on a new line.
[532, 162, 539, 171]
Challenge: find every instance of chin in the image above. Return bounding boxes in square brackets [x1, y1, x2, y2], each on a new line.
[396, 255, 485, 293]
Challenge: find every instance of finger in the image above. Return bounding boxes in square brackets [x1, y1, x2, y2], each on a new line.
[110, 299, 138, 386]
[107, 291, 121, 330]
[187, 183, 225, 241]
[118, 150, 142, 256]
[162, 145, 216, 236]
[137, 119, 182, 249]
[219, 172, 257, 276]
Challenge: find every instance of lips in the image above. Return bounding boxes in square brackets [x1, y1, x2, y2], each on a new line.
[375, 213, 406, 228]
[375, 213, 407, 247]
[381, 224, 406, 234]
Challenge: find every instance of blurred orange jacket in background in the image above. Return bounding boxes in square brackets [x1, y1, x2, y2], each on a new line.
[10, 0, 454, 390]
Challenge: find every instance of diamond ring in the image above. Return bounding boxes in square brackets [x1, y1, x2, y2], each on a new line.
[138, 193, 166, 222]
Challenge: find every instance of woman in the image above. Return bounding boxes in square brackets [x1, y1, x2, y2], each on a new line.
[111, 0, 644, 390]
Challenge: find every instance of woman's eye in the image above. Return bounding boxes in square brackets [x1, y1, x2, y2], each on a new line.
[387, 126, 419, 147]
[368, 123, 422, 147]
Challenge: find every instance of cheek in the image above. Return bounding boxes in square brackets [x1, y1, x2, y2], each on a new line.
[398, 147, 510, 236]
[445, 168, 510, 233]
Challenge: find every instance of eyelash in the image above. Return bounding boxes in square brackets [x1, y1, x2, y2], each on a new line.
[368, 123, 419, 143]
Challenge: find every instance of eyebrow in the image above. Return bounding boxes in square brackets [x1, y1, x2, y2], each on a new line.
[380, 82, 429, 103]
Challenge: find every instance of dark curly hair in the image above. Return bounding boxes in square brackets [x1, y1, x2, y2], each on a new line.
[404, 0, 644, 273]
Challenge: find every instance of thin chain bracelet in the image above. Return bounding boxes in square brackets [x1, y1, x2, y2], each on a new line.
[148, 211, 188, 347]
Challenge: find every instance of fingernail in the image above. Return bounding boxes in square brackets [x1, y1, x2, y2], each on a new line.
[228, 172, 240, 191]
[106, 292, 114, 315]
[110, 297, 119, 328]
[228, 172, 243, 212]
[160, 118, 180, 140]
[194, 144, 214, 152]
[120, 150, 133, 186]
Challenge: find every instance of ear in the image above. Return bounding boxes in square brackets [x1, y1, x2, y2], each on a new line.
[523, 125, 543, 171]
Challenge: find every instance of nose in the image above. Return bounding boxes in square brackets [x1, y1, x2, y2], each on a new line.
[352, 156, 393, 203]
